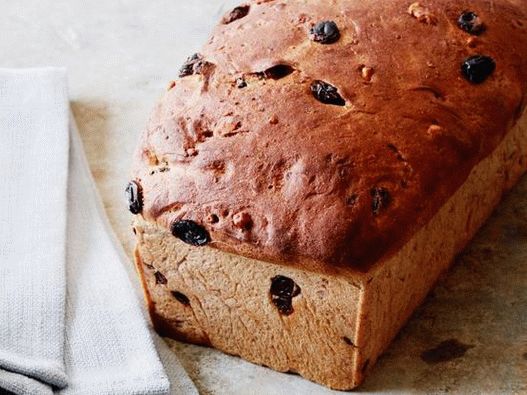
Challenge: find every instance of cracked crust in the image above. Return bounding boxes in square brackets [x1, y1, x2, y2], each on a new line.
[132, 0, 527, 271]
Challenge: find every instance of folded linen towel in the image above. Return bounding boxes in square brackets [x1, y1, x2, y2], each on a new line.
[0, 68, 69, 395]
[0, 68, 194, 394]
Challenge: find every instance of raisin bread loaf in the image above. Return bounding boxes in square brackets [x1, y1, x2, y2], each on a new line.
[129, 0, 527, 389]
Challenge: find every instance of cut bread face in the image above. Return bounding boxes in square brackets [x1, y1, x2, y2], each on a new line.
[133, 110, 527, 390]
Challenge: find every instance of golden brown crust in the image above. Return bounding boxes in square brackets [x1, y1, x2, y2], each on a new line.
[133, 108, 527, 390]
[132, 0, 527, 270]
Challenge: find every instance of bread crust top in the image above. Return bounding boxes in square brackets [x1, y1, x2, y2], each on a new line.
[132, 0, 527, 271]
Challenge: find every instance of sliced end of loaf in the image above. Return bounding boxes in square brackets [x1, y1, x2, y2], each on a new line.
[134, 221, 365, 389]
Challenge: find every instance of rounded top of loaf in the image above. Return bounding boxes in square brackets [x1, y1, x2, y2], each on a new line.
[132, 0, 527, 272]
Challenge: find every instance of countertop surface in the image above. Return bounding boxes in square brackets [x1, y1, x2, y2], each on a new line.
[2, 1, 526, 394]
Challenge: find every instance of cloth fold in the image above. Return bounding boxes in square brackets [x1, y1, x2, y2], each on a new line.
[0, 68, 69, 394]
[0, 68, 189, 394]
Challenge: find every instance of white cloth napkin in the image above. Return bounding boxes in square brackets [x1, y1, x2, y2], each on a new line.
[0, 68, 196, 394]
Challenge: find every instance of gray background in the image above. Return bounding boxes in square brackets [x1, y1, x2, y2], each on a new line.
[1, 1, 526, 393]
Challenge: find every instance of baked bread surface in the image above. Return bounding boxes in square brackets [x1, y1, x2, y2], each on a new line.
[133, 108, 527, 389]
[132, 0, 527, 271]
[131, 0, 527, 389]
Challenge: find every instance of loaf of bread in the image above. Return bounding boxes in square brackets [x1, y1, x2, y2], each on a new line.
[129, 0, 527, 389]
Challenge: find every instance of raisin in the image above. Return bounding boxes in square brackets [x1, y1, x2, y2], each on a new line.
[261, 64, 295, 80]
[309, 21, 340, 44]
[461, 55, 495, 84]
[236, 77, 247, 88]
[270, 275, 301, 315]
[371, 187, 391, 215]
[154, 271, 167, 285]
[272, 298, 294, 315]
[310, 80, 345, 106]
[179, 53, 209, 78]
[171, 220, 211, 246]
[270, 276, 299, 298]
[223, 5, 250, 24]
[171, 291, 190, 306]
[458, 11, 485, 35]
[126, 180, 143, 215]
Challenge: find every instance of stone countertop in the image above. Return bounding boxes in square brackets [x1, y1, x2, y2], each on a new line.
[2, 1, 525, 394]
